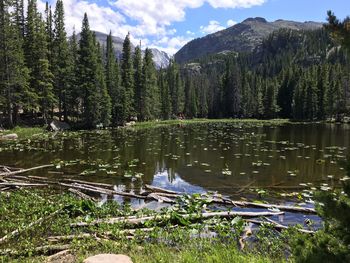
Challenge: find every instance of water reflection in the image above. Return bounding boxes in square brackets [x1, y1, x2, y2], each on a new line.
[0, 122, 348, 198]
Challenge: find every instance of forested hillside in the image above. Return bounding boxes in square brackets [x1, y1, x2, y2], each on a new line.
[0, 1, 349, 129]
[182, 28, 350, 120]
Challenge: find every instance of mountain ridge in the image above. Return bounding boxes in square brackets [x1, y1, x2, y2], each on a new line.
[76, 31, 171, 69]
[175, 17, 323, 64]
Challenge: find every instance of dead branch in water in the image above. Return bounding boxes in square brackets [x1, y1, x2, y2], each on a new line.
[71, 211, 284, 227]
[0, 164, 54, 177]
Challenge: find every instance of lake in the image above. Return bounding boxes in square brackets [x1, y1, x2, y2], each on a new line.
[0, 121, 349, 225]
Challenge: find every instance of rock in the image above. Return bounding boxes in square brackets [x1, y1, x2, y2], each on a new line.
[130, 116, 138, 122]
[84, 254, 133, 263]
[125, 121, 136, 127]
[0, 133, 18, 140]
[49, 120, 70, 131]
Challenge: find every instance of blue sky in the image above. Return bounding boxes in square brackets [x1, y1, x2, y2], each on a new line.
[42, 0, 349, 54]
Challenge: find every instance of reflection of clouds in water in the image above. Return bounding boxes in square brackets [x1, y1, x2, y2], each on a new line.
[152, 170, 205, 194]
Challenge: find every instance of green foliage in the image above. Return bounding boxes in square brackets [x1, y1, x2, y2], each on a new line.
[291, 159, 350, 263]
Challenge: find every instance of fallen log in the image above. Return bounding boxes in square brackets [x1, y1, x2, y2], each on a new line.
[68, 188, 97, 202]
[1, 164, 54, 177]
[247, 218, 315, 234]
[147, 193, 176, 203]
[145, 184, 181, 195]
[63, 179, 114, 188]
[60, 182, 147, 200]
[0, 182, 48, 187]
[230, 201, 316, 214]
[71, 211, 284, 227]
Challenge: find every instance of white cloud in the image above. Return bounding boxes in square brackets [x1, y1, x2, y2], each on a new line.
[207, 0, 265, 8]
[111, 0, 265, 37]
[38, 0, 266, 54]
[227, 19, 237, 27]
[151, 35, 194, 55]
[200, 20, 225, 34]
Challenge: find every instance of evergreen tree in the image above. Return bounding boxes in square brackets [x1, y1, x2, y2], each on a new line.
[37, 58, 54, 124]
[222, 59, 241, 118]
[263, 80, 280, 119]
[133, 45, 142, 119]
[167, 59, 183, 117]
[52, 0, 69, 121]
[66, 28, 79, 120]
[120, 33, 134, 122]
[0, 0, 30, 127]
[141, 48, 159, 120]
[77, 13, 101, 128]
[95, 41, 111, 127]
[105, 31, 119, 125]
[159, 69, 171, 120]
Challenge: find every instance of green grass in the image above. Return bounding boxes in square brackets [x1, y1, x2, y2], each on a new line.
[1, 126, 45, 139]
[133, 118, 290, 129]
[0, 190, 289, 263]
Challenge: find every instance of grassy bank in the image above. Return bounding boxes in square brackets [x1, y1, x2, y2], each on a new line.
[0, 190, 290, 263]
[132, 118, 290, 129]
[1, 126, 45, 139]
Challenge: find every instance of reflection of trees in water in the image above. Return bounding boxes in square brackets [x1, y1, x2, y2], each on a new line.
[1, 123, 349, 195]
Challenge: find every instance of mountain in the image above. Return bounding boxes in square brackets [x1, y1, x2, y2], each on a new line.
[175, 17, 323, 64]
[77, 31, 171, 69]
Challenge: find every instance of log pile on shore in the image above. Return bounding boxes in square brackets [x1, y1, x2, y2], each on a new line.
[0, 163, 317, 256]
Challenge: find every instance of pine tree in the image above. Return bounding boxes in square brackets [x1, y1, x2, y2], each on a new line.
[0, 0, 30, 127]
[37, 58, 54, 124]
[159, 69, 171, 120]
[133, 45, 142, 119]
[141, 48, 159, 120]
[66, 28, 79, 120]
[52, 0, 69, 121]
[14, 0, 25, 38]
[105, 31, 120, 125]
[45, 2, 53, 67]
[120, 33, 134, 122]
[77, 13, 100, 128]
[263, 80, 280, 119]
[222, 59, 241, 118]
[95, 41, 111, 127]
[167, 59, 183, 117]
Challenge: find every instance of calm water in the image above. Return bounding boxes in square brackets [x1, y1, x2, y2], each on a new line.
[1, 122, 349, 197]
[1, 122, 349, 226]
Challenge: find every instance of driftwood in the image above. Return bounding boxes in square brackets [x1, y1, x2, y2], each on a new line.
[71, 211, 284, 227]
[0, 182, 48, 187]
[145, 184, 180, 195]
[68, 188, 97, 201]
[0, 164, 54, 177]
[0, 209, 62, 245]
[63, 179, 114, 188]
[229, 201, 316, 214]
[247, 218, 315, 234]
[145, 184, 317, 214]
[147, 193, 176, 203]
[60, 182, 147, 200]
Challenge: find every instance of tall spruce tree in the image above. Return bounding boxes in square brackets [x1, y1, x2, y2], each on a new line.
[120, 33, 134, 122]
[95, 41, 111, 127]
[67, 28, 79, 120]
[141, 48, 159, 120]
[105, 31, 120, 125]
[0, 0, 30, 127]
[133, 45, 142, 119]
[52, 0, 69, 121]
[77, 13, 100, 128]
[159, 69, 171, 120]
[167, 59, 183, 117]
